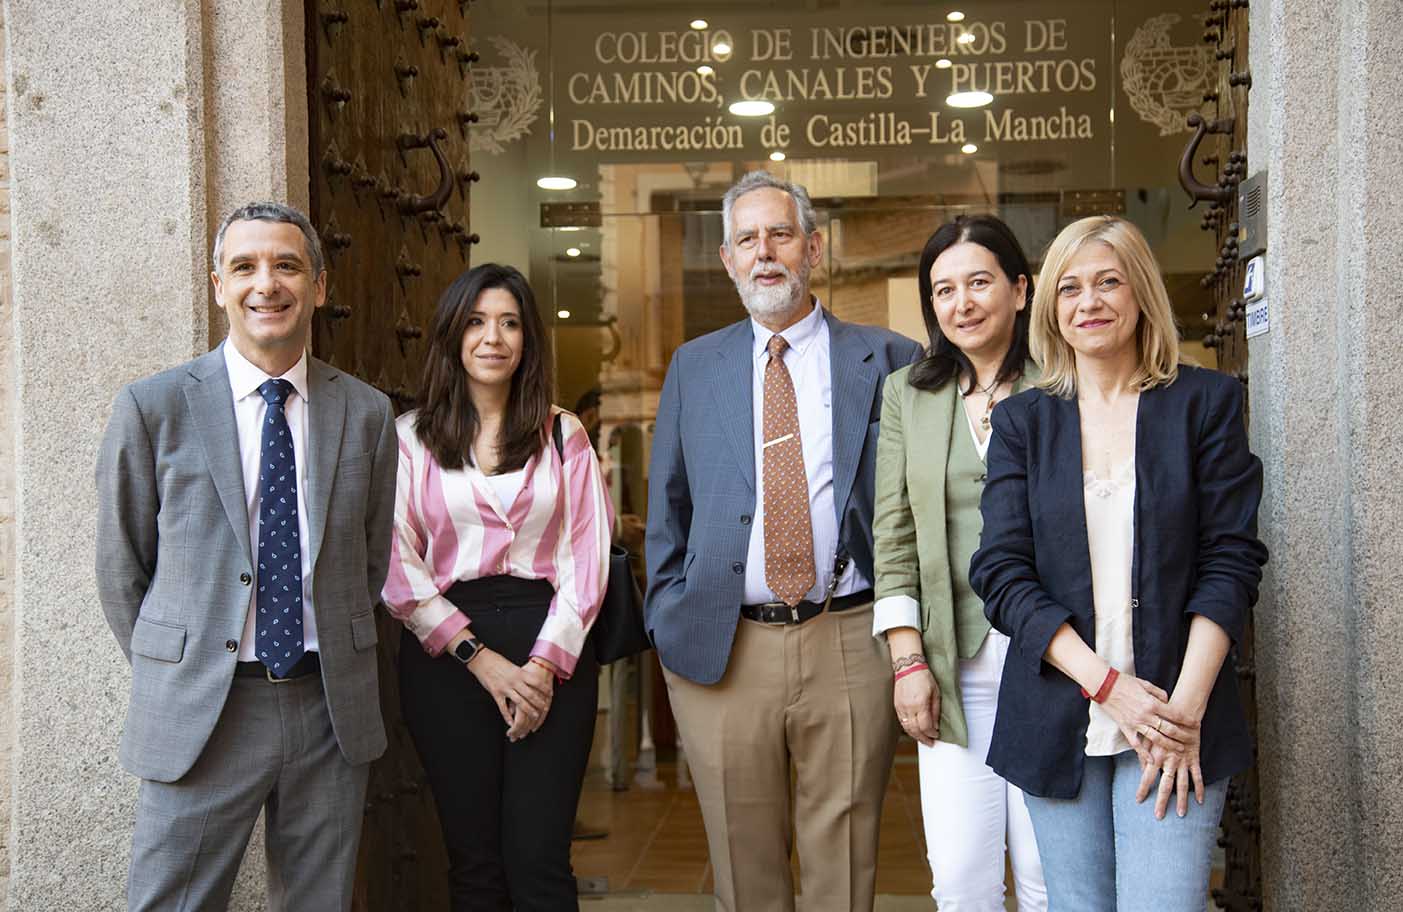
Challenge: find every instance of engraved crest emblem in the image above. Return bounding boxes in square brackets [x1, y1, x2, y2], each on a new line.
[468, 36, 543, 155]
[1120, 14, 1215, 136]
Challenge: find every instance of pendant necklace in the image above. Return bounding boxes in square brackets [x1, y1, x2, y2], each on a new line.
[965, 376, 1000, 433]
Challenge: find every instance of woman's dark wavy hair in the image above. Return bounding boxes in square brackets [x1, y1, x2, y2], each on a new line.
[908, 214, 1035, 394]
[414, 263, 553, 473]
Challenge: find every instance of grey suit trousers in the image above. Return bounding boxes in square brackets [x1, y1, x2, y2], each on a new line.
[127, 671, 370, 912]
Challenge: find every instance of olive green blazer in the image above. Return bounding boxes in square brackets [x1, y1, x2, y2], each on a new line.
[872, 360, 1038, 747]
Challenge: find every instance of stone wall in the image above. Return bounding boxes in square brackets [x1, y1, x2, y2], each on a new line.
[0, 4, 14, 907]
[3, 1, 307, 908]
[1248, 0, 1403, 908]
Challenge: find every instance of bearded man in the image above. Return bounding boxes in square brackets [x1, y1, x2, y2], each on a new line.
[643, 171, 922, 912]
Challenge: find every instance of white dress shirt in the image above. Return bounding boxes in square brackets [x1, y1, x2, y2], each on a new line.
[224, 342, 318, 661]
[744, 300, 869, 605]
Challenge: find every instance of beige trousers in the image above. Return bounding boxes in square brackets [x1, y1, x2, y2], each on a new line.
[664, 605, 898, 912]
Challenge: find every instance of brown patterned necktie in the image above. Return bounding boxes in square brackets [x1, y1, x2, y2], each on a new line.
[762, 335, 816, 606]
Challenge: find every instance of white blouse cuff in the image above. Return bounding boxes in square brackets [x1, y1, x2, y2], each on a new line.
[872, 594, 920, 638]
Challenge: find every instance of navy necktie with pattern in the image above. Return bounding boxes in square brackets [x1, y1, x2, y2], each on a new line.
[256, 378, 304, 676]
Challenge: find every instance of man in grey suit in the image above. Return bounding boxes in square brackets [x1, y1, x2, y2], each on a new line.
[644, 172, 922, 912]
[96, 202, 397, 911]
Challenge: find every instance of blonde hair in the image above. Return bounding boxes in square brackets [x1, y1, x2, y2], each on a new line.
[1030, 215, 1181, 398]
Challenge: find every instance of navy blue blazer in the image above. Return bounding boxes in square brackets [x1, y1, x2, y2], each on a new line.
[644, 309, 922, 685]
[970, 366, 1268, 799]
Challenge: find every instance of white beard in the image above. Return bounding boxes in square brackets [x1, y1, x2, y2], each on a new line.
[733, 260, 810, 321]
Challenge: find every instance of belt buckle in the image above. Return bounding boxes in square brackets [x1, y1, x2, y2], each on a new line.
[755, 601, 795, 625]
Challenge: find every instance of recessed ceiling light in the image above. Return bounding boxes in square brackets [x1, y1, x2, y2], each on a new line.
[690, 18, 708, 29]
[946, 11, 965, 22]
[957, 32, 976, 45]
[555, 226, 583, 232]
[565, 247, 582, 257]
[696, 64, 715, 76]
[946, 91, 993, 108]
[961, 143, 978, 154]
[729, 99, 774, 116]
[935, 58, 953, 69]
[537, 176, 578, 190]
[769, 150, 786, 162]
[712, 40, 732, 56]
[557, 309, 572, 319]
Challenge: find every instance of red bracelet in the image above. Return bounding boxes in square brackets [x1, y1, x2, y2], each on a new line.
[529, 656, 564, 683]
[1081, 667, 1119, 703]
[893, 663, 929, 682]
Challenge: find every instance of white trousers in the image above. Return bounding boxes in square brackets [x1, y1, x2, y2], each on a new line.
[917, 630, 1047, 911]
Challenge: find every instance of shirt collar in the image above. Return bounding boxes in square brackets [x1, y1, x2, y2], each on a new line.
[222, 340, 310, 404]
[751, 297, 825, 363]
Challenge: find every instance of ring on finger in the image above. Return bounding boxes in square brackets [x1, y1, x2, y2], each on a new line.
[1153, 717, 1164, 733]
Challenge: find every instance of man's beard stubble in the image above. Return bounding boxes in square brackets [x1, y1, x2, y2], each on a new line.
[733, 259, 811, 321]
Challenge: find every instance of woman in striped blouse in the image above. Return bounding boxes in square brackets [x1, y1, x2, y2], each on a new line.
[383, 262, 612, 911]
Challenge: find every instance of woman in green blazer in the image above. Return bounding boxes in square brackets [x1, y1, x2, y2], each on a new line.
[872, 215, 1046, 911]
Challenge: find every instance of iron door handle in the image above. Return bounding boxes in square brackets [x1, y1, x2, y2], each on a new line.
[1178, 114, 1236, 207]
[397, 128, 453, 215]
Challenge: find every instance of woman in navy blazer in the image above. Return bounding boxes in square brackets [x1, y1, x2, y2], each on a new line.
[970, 215, 1268, 912]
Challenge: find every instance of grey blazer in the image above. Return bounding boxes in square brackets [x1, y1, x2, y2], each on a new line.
[644, 309, 922, 685]
[95, 345, 398, 782]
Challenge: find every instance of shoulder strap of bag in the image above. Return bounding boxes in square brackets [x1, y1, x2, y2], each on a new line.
[551, 412, 564, 461]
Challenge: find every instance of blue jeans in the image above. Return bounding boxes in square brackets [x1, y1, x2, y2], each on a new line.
[1022, 751, 1228, 912]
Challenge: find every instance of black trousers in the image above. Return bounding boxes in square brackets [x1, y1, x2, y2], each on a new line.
[400, 576, 598, 912]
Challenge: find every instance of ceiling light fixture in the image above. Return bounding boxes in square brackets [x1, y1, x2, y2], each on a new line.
[729, 99, 775, 116]
[769, 150, 787, 162]
[696, 64, 715, 76]
[957, 31, 976, 45]
[712, 40, 732, 56]
[946, 91, 993, 108]
[961, 143, 978, 154]
[557, 309, 572, 319]
[565, 247, 582, 257]
[946, 11, 966, 22]
[935, 58, 953, 69]
[690, 18, 708, 29]
[537, 176, 577, 190]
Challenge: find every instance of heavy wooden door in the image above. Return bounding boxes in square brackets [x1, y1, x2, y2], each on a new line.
[1176, 1, 1259, 908]
[307, 1, 480, 907]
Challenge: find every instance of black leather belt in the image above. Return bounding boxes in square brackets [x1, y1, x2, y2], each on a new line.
[235, 651, 320, 682]
[740, 588, 874, 626]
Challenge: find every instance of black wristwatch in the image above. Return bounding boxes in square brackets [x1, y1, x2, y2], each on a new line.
[452, 636, 484, 666]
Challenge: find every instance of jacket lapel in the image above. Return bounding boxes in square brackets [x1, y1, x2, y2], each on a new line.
[305, 358, 347, 569]
[184, 347, 253, 562]
[711, 321, 757, 493]
[827, 311, 879, 527]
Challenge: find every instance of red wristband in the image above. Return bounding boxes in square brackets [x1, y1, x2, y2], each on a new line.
[1081, 667, 1119, 703]
[893, 663, 929, 682]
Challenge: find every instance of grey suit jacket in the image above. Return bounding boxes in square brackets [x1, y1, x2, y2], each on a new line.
[95, 345, 397, 782]
[644, 308, 922, 685]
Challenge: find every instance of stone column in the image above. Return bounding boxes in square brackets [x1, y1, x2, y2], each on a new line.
[1248, 0, 1403, 908]
[0, 3, 15, 902]
[3, 1, 306, 908]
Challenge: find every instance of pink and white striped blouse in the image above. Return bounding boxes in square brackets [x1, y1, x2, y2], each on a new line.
[382, 407, 613, 677]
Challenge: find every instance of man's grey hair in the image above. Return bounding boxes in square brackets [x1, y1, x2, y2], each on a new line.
[211, 201, 325, 276]
[720, 171, 818, 247]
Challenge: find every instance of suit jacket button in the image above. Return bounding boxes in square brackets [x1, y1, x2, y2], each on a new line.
[225, 639, 238, 653]
[731, 562, 744, 574]
[740, 514, 751, 525]
[239, 572, 252, 585]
